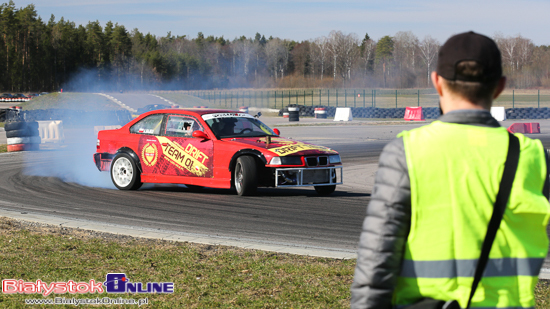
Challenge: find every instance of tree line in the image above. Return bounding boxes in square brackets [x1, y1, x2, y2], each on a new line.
[2, 1, 550, 92]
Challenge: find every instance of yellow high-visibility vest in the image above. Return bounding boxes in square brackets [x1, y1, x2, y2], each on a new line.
[394, 121, 550, 308]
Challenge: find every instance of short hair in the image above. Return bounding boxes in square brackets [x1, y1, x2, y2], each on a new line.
[442, 60, 500, 109]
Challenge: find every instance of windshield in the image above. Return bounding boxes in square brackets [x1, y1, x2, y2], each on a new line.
[202, 113, 277, 138]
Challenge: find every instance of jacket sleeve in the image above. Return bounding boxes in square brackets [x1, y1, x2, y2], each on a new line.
[351, 137, 412, 309]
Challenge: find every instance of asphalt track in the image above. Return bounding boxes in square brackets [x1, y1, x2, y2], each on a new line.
[3, 93, 550, 268]
[0, 122, 386, 258]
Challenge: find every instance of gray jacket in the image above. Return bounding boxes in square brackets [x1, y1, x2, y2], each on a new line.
[350, 110, 546, 309]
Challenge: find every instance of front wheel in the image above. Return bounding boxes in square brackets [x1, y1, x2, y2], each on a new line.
[314, 185, 336, 196]
[111, 153, 142, 190]
[234, 156, 257, 196]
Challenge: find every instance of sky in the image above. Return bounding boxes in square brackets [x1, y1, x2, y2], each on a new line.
[10, 0, 550, 45]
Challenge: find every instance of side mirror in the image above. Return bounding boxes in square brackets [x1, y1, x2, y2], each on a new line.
[192, 130, 210, 140]
[254, 112, 262, 118]
[273, 128, 280, 136]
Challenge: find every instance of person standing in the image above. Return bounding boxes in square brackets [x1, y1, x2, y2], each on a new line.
[351, 31, 550, 309]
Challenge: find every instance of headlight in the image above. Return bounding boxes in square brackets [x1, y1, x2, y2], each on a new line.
[329, 154, 341, 164]
[269, 156, 302, 165]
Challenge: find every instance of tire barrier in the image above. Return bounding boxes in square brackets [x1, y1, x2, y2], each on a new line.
[278, 106, 550, 120]
[279, 106, 441, 119]
[314, 107, 327, 119]
[288, 106, 300, 122]
[0, 97, 31, 103]
[5, 120, 41, 152]
[505, 107, 550, 120]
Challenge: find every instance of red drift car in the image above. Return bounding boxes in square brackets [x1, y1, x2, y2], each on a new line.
[94, 109, 343, 196]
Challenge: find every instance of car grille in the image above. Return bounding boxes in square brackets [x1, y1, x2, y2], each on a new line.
[305, 156, 328, 167]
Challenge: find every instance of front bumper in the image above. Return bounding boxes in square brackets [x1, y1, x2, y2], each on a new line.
[274, 166, 343, 187]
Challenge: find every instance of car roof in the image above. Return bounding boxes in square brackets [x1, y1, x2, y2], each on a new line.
[144, 108, 243, 117]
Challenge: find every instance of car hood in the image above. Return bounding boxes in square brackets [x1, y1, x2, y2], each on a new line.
[223, 136, 338, 156]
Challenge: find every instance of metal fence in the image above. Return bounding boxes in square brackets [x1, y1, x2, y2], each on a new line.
[177, 89, 550, 109]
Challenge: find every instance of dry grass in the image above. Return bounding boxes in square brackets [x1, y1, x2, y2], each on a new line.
[0, 217, 354, 308]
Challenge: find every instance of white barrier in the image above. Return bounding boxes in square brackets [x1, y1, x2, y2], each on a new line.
[334, 107, 353, 121]
[490, 106, 506, 121]
[37, 120, 65, 144]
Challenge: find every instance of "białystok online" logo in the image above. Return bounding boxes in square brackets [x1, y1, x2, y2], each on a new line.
[2, 273, 174, 297]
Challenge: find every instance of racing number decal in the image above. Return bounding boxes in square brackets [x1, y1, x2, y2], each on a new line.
[157, 136, 210, 177]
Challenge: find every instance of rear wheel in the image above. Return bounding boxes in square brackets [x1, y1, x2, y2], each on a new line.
[234, 156, 257, 196]
[111, 153, 142, 190]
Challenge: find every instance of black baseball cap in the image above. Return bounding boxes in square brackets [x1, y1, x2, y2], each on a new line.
[436, 31, 502, 83]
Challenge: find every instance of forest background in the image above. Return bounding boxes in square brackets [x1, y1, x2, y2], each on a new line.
[2, 1, 549, 93]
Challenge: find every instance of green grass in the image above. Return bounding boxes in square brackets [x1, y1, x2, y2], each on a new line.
[0, 144, 6, 153]
[0, 217, 354, 308]
[20, 93, 122, 111]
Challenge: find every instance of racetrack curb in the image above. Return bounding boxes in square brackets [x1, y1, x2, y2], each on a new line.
[0, 208, 357, 260]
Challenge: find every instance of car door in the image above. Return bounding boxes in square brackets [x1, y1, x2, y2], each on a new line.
[141, 114, 214, 179]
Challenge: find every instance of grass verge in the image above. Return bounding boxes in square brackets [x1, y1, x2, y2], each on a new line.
[1, 216, 549, 308]
[0, 217, 354, 308]
[0, 144, 6, 153]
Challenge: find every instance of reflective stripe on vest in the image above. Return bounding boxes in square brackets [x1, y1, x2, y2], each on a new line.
[400, 257, 544, 278]
[394, 305, 535, 309]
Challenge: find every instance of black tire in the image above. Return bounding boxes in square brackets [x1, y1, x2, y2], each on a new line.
[4, 121, 26, 131]
[6, 128, 39, 137]
[26, 121, 39, 131]
[234, 156, 257, 196]
[314, 185, 336, 195]
[110, 153, 142, 190]
[6, 129, 30, 138]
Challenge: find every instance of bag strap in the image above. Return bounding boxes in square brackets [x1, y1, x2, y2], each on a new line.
[466, 132, 520, 308]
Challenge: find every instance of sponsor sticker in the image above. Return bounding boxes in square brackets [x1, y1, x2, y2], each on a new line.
[157, 137, 210, 176]
[270, 141, 335, 156]
[202, 113, 252, 120]
[141, 143, 158, 167]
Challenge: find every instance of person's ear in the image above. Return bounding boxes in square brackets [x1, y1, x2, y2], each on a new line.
[431, 71, 443, 96]
[493, 76, 506, 99]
